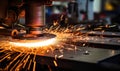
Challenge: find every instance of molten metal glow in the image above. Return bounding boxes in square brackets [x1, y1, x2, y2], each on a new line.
[10, 38, 56, 48]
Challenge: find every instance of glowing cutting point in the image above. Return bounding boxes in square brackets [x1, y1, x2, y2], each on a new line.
[10, 33, 57, 48]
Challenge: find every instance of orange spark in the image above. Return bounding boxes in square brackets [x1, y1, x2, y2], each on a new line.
[53, 60, 58, 67]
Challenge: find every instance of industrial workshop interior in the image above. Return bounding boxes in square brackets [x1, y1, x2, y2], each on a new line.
[0, 0, 120, 71]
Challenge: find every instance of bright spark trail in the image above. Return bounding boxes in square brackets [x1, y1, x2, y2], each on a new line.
[0, 25, 120, 71]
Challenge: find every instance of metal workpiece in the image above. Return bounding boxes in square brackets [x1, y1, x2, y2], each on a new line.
[75, 36, 120, 49]
[74, 31, 120, 49]
[35, 47, 120, 71]
[80, 30, 120, 37]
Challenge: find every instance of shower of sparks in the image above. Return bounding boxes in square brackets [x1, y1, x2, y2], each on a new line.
[0, 25, 86, 71]
[0, 25, 120, 71]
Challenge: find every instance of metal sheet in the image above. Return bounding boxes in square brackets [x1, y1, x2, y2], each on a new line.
[36, 47, 120, 70]
[80, 31, 120, 37]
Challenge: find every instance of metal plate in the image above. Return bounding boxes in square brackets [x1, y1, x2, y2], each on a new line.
[35, 47, 120, 71]
[80, 31, 120, 37]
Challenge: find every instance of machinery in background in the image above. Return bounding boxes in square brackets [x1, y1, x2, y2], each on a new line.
[0, 0, 119, 34]
[45, 0, 120, 31]
[0, 0, 53, 37]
